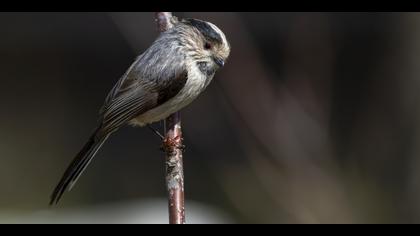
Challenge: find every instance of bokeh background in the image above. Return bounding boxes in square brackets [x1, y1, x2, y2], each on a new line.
[1, 12, 420, 223]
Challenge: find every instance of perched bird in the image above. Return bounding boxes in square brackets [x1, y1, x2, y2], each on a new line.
[50, 17, 230, 205]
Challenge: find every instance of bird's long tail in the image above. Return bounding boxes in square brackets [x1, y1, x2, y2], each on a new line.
[50, 128, 109, 205]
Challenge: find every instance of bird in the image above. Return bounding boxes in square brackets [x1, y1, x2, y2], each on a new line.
[50, 17, 231, 205]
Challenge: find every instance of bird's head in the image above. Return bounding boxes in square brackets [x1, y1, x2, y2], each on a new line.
[178, 18, 231, 70]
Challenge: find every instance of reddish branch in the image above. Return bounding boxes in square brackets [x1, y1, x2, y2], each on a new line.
[155, 12, 186, 225]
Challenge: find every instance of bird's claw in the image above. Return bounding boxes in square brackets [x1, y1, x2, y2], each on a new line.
[160, 135, 185, 153]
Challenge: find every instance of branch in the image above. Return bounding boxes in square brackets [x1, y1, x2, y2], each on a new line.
[155, 12, 186, 225]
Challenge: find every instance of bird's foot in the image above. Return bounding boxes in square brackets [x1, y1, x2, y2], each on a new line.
[160, 135, 185, 153]
[148, 124, 165, 140]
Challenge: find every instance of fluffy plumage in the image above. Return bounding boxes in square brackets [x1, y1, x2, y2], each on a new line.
[50, 18, 230, 205]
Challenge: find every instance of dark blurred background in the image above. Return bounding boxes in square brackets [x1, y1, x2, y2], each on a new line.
[1, 12, 420, 223]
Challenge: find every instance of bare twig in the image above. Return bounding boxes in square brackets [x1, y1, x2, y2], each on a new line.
[155, 12, 186, 224]
[155, 12, 176, 32]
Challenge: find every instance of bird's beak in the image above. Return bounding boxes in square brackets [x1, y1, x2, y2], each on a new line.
[213, 57, 225, 67]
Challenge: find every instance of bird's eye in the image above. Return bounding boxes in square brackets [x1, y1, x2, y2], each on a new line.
[204, 42, 212, 50]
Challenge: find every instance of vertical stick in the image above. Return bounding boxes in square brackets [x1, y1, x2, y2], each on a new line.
[164, 113, 185, 224]
[155, 12, 186, 224]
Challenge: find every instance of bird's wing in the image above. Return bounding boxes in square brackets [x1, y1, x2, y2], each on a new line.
[98, 44, 188, 133]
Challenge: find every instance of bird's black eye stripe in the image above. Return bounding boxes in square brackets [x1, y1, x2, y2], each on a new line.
[183, 19, 223, 44]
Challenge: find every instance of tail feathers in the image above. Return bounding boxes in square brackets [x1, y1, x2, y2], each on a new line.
[50, 130, 108, 205]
